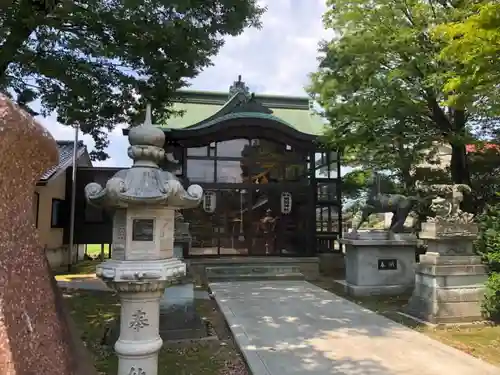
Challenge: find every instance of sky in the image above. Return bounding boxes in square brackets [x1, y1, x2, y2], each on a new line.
[36, 0, 333, 168]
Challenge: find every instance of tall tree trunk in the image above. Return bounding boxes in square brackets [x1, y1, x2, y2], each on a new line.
[424, 95, 471, 186]
[449, 142, 470, 185]
[394, 135, 414, 193]
[450, 108, 474, 212]
[424, 94, 473, 210]
[449, 109, 471, 185]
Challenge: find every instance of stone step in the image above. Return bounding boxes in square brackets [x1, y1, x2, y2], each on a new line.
[205, 264, 304, 281]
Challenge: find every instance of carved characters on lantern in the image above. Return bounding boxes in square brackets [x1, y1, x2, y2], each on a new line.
[203, 191, 216, 213]
[281, 192, 292, 214]
[128, 367, 146, 375]
[129, 309, 150, 331]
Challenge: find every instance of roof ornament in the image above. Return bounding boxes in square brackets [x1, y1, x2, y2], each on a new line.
[229, 75, 250, 99]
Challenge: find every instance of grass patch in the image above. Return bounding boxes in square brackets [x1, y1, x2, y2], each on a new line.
[52, 245, 110, 278]
[86, 244, 111, 257]
[313, 278, 500, 366]
[63, 289, 247, 375]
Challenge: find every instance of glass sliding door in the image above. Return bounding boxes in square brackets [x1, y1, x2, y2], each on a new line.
[183, 200, 217, 256]
[215, 189, 249, 255]
[246, 185, 310, 256]
[181, 137, 317, 257]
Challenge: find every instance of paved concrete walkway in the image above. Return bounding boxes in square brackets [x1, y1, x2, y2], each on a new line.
[56, 276, 210, 299]
[210, 280, 500, 375]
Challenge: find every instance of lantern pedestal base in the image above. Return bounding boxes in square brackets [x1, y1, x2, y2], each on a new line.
[114, 288, 163, 375]
[97, 258, 187, 375]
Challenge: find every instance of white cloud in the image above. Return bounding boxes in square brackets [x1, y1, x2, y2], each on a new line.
[36, 113, 132, 168]
[35, 0, 331, 167]
[192, 0, 333, 95]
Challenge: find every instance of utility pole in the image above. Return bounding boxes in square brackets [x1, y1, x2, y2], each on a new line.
[68, 124, 79, 272]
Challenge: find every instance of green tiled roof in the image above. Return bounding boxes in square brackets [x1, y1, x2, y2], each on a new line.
[167, 102, 221, 129]
[187, 111, 297, 130]
[164, 90, 326, 136]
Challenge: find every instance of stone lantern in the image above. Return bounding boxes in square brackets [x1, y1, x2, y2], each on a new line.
[85, 105, 202, 375]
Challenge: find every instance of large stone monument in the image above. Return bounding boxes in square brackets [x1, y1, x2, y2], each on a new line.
[86, 105, 202, 375]
[0, 94, 99, 375]
[407, 184, 487, 323]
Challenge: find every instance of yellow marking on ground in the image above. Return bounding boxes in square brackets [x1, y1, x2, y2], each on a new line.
[55, 274, 97, 282]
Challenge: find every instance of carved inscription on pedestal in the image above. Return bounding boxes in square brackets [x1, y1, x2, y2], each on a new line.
[378, 259, 398, 270]
[445, 246, 467, 255]
[128, 367, 146, 375]
[112, 209, 127, 260]
[129, 309, 150, 331]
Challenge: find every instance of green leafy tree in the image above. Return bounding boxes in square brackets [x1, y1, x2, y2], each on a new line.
[469, 148, 500, 212]
[475, 202, 500, 321]
[342, 169, 400, 202]
[433, 1, 500, 113]
[0, 0, 264, 159]
[309, 0, 500, 189]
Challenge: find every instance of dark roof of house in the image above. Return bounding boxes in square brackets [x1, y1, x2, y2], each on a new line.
[39, 140, 87, 182]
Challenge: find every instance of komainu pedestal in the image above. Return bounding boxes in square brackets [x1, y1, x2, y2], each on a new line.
[340, 231, 417, 297]
[407, 219, 487, 323]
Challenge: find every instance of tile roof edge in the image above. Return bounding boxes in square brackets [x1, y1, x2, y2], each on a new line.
[39, 146, 87, 182]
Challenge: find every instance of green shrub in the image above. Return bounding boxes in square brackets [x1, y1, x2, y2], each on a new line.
[475, 203, 500, 272]
[475, 203, 500, 322]
[482, 273, 500, 322]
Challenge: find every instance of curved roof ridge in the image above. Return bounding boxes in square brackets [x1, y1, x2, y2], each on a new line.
[186, 111, 310, 134]
[183, 91, 244, 129]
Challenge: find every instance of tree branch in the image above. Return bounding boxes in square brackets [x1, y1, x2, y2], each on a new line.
[0, 0, 61, 83]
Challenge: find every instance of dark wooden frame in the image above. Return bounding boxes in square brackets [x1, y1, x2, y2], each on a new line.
[50, 198, 65, 228]
[63, 167, 120, 245]
[168, 131, 341, 257]
[312, 149, 343, 253]
[83, 200, 105, 224]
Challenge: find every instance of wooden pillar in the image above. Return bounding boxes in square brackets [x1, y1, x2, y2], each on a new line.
[308, 150, 317, 256]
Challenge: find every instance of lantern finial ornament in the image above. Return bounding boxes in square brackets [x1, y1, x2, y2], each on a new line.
[144, 103, 153, 126]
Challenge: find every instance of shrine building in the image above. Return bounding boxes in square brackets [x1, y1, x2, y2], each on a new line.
[68, 76, 342, 261]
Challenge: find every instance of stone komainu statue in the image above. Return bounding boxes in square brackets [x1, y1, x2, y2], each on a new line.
[415, 182, 474, 223]
[354, 173, 420, 234]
